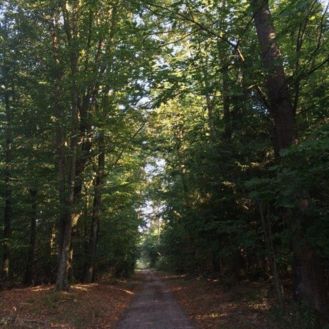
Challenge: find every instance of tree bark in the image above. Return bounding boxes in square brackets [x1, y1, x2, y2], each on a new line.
[1, 90, 12, 281]
[55, 1, 118, 289]
[200, 58, 217, 142]
[251, 0, 328, 315]
[24, 189, 38, 285]
[55, 1, 93, 290]
[222, 67, 232, 141]
[251, 0, 295, 153]
[83, 5, 118, 281]
[49, 12, 73, 291]
[85, 133, 105, 283]
[55, 59, 79, 291]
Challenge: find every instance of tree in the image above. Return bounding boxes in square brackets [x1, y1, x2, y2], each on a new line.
[251, 0, 328, 314]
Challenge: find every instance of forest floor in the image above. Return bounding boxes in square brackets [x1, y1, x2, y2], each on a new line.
[0, 271, 321, 329]
[161, 273, 281, 329]
[0, 275, 140, 329]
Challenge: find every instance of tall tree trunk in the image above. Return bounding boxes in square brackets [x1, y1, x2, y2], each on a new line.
[251, 0, 295, 153]
[85, 133, 105, 283]
[50, 14, 73, 291]
[251, 0, 328, 315]
[56, 211, 74, 290]
[55, 69, 78, 291]
[222, 67, 232, 141]
[83, 4, 119, 283]
[1, 91, 12, 281]
[24, 189, 38, 285]
[200, 57, 217, 142]
[55, 1, 117, 289]
[56, 2, 93, 289]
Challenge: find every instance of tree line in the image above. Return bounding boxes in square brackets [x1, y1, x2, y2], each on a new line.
[0, 0, 161, 289]
[142, 0, 329, 319]
[1, 0, 329, 321]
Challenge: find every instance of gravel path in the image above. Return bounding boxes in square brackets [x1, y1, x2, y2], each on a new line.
[116, 270, 195, 329]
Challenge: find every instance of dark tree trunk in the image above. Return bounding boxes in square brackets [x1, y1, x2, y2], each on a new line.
[50, 15, 74, 291]
[259, 203, 283, 305]
[55, 1, 117, 289]
[55, 52, 93, 291]
[200, 59, 217, 142]
[1, 91, 12, 281]
[251, 0, 328, 315]
[2, 177, 12, 282]
[251, 0, 295, 153]
[85, 133, 105, 283]
[56, 212, 73, 290]
[56, 1, 86, 290]
[55, 92, 78, 291]
[293, 239, 328, 315]
[24, 189, 38, 285]
[222, 67, 232, 141]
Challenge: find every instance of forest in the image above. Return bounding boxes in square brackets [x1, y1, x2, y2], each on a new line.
[1, 0, 329, 327]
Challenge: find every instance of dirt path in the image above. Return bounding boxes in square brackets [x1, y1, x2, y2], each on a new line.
[116, 270, 195, 329]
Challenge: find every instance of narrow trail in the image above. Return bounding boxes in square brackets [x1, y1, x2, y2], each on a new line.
[116, 270, 195, 329]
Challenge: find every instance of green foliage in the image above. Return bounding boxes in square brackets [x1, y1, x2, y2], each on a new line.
[140, 234, 160, 268]
[141, 6, 329, 321]
[1, 1, 329, 324]
[0, 0, 162, 283]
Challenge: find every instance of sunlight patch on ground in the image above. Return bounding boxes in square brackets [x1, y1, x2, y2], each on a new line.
[248, 300, 270, 311]
[196, 312, 227, 320]
[72, 283, 98, 292]
[31, 285, 53, 292]
[118, 288, 134, 295]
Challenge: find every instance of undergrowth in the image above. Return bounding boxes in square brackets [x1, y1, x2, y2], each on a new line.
[270, 302, 327, 329]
